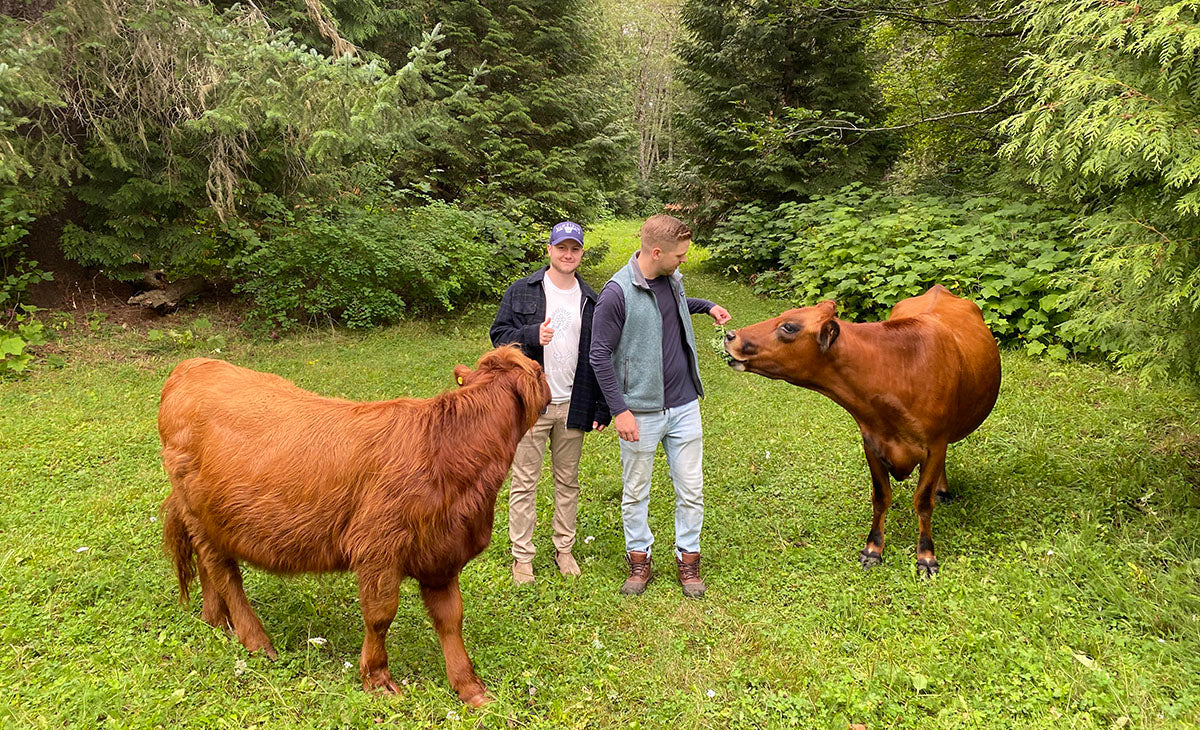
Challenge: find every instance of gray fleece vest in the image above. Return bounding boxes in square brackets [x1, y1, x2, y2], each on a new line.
[608, 253, 704, 412]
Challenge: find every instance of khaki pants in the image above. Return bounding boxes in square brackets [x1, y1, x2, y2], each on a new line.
[508, 401, 585, 562]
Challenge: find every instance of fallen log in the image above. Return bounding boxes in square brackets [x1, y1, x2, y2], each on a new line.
[128, 276, 207, 312]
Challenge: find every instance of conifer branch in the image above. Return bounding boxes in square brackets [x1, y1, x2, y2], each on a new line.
[784, 94, 1023, 137]
[304, 0, 357, 59]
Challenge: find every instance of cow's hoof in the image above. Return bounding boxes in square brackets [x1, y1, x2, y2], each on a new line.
[935, 489, 953, 503]
[463, 691, 492, 707]
[363, 671, 401, 694]
[247, 639, 278, 661]
[916, 559, 939, 579]
[859, 549, 882, 569]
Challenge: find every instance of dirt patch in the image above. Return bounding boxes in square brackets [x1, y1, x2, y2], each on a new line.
[19, 200, 178, 329]
[26, 273, 158, 327]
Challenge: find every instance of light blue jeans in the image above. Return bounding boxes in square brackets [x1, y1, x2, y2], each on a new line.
[619, 399, 704, 559]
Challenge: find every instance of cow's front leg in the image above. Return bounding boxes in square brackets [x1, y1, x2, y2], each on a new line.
[420, 576, 489, 706]
[357, 566, 401, 693]
[859, 439, 893, 569]
[913, 446, 947, 579]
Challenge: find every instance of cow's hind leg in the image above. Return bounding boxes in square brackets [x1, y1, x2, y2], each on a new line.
[192, 533, 276, 658]
[859, 440, 893, 569]
[914, 446, 947, 579]
[420, 576, 489, 707]
[356, 566, 401, 694]
[935, 471, 952, 503]
[197, 560, 231, 629]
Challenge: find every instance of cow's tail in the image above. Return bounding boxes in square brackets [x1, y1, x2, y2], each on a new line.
[161, 492, 196, 603]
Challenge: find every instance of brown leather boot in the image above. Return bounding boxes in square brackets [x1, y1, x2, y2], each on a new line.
[619, 551, 652, 595]
[676, 551, 706, 598]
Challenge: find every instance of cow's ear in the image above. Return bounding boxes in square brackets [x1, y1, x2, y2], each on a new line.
[454, 364, 473, 387]
[818, 318, 840, 353]
[817, 299, 837, 316]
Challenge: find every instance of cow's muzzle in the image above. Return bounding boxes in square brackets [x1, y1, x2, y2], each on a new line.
[723, 331, 751, 371]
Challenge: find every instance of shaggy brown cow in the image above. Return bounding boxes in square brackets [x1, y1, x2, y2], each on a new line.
[158, 345, 550, 705]
[723, 285, 1000, 577]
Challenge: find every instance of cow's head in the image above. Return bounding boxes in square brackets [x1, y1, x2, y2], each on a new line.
[723, 300, 840, 384]
[455, 345, 551, 431]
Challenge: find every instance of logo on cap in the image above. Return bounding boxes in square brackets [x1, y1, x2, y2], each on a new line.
[550, 221, 584, 246]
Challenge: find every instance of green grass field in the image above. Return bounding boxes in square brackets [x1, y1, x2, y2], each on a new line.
[3, 220, 1199, 728]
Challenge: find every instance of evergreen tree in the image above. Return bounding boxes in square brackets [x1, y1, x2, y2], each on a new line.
[2, 0, 448, 280]
[252, 0, 634, 223]
[998, 0, 1200, 380]
[420, 0, 632, 222]
[673, 0, 889, 226]
[864, 0, 1021, 186]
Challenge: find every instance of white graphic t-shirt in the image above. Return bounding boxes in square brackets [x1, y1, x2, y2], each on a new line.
[543, 277, 582, 404]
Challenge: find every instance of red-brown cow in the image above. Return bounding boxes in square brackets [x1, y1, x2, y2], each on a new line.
[723, 285, 1000, 577]
[158, 345, 550, 705]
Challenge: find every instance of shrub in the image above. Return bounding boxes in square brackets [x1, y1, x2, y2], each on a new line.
[232, 198, 541, 331]
[1, 193, 52, 376]
[708, 186, 1081, 357]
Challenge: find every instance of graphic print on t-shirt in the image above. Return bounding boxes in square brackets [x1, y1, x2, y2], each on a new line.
[548, 304, 577, 364]
[543, 278, 582, 403]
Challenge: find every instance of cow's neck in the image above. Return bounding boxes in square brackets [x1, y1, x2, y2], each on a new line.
[805, 321, 920, 441]
[437, 386, 526, 492]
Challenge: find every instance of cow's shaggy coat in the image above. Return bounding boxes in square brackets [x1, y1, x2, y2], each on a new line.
[158, 345, 550, 705]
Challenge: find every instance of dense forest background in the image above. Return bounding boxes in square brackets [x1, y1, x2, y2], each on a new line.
[3, 0, 1199, 381]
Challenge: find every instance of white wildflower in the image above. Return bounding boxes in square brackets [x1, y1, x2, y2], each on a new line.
[344, 661, 353, 670]
[308, 637, 327, 646]
[584, 535, 595, 544]
[446, 710, 460, 721]
[765, 450, 770, 459]
[706, 689, 715, 698]
[592, 638, 603, 649]
[75, 546, 89, 553]
[234, 659, 247, 676]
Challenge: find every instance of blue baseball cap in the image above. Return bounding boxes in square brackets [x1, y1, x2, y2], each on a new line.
[549, 221, 584, 246]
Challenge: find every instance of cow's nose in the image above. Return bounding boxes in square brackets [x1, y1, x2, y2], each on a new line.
[724, 330, 737, 342]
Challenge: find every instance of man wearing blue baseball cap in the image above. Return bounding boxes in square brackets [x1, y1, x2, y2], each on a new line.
[490, 221, 610, 585]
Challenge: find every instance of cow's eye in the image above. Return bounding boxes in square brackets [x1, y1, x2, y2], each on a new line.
[779, 322, 798, 335]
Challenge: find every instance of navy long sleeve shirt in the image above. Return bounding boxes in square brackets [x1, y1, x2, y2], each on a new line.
[590, 277, 714, 415]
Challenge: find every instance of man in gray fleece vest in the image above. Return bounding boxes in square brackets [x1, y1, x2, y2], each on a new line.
[589, 214, 731, 598]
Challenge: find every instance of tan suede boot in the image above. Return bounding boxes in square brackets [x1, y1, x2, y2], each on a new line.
[554, 551, 581, 577]
[676, 551, 706, 598]
[619, 551, 653, 595]
[512, 560, 534, 585]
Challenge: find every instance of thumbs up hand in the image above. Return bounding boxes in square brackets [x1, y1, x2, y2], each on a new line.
[539, 316, 555, 346]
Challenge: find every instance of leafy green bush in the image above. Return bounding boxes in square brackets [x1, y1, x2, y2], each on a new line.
[232, 198, 540, 331]
[708, 186, 1080, 356]
[0, 308, 48, 377]
[1, 193, 52, 376]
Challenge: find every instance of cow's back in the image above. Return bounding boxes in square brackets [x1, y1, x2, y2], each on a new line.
[157, 358, 395, 571]
[888, 286, 1001, 443]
